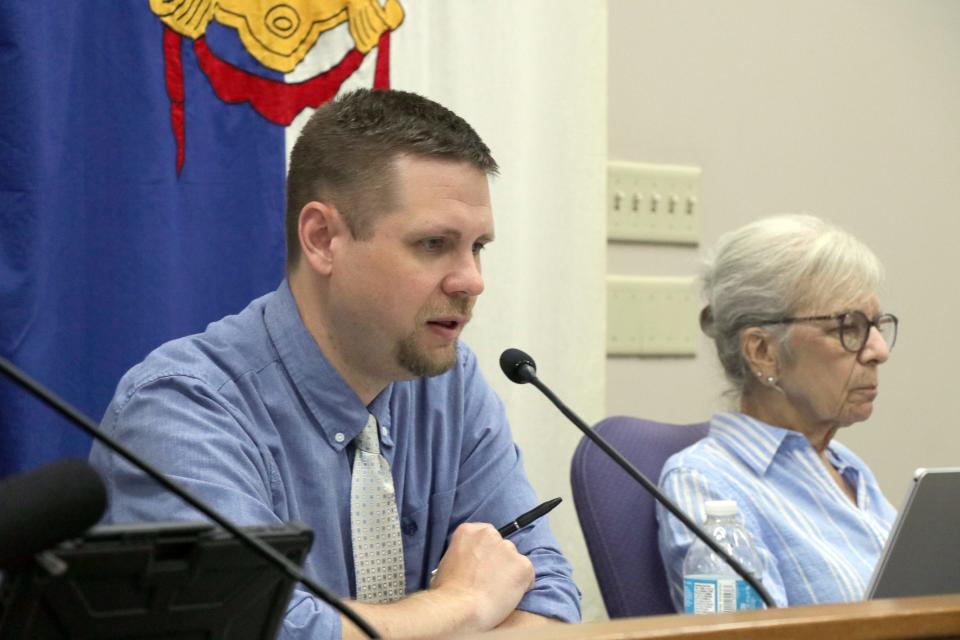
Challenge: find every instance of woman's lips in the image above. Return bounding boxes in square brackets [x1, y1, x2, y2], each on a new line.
[852, 385, 878, 400]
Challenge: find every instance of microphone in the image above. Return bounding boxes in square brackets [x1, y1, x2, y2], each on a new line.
[499, 348, 776, 609]
[0, 458, 106, 569]
[500, 348, 536, 384]
[0, 354, 380, 639]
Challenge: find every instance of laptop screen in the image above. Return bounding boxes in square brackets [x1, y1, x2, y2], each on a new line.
[867, 467, 960, 600]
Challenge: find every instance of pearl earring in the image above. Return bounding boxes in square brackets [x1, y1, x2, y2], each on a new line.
[755, 371, 777, 385]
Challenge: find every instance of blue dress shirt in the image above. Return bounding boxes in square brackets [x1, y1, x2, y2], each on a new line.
[90, 281, 580, 639]
[657, 412, 896, 609]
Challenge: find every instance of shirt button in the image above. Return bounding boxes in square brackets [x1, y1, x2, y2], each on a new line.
[334, 432, 345, 443]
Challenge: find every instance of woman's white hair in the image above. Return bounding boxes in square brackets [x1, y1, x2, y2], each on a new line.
[700, 213, 883, 398]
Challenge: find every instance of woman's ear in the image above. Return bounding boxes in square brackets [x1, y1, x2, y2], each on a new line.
[741, 326, 781, 380]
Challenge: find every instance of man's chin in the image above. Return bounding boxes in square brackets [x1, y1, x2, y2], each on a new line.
[396, 341, 458, 378]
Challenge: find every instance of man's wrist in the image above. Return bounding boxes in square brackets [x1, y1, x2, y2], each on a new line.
[341, 586, 489, 640]
[414, 583, 485, 634]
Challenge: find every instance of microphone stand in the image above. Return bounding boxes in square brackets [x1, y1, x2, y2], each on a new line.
[525, 372, 776, 609]
[0, 354, 381, 639]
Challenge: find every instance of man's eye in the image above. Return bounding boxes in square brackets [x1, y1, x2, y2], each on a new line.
[420, 238, 446, 251]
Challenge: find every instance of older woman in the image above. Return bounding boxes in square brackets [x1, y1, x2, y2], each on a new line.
[657, 214, 898, 609]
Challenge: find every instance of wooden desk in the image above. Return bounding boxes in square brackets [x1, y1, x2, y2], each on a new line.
[471, 594, 960, 640]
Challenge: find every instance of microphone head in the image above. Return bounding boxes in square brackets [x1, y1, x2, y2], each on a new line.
[499, 348, 537, 384]
[0, 458, 107, 568]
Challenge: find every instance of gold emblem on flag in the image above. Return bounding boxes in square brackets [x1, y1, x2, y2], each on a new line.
[149, 0, 404, 72]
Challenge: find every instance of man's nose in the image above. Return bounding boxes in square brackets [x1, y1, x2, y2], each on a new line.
[443, 253, 484, 298]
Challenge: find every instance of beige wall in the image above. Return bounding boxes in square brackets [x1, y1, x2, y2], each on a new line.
[608, 0, 960, 517]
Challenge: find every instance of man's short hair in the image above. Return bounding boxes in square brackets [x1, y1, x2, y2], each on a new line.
[285, 89, 499, 267]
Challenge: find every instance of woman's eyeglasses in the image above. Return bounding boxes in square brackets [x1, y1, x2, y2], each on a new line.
[756, 311, 898, 353]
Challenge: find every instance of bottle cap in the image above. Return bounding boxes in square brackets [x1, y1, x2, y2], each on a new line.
[704, 499, 737, 517]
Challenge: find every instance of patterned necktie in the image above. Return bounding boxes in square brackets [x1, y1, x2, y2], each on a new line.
[350, 414, 405, 603]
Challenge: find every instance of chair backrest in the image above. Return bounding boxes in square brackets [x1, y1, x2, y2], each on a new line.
[571, 416, 709, 618]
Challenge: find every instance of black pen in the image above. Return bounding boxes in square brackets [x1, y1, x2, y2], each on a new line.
[497, 497, 562, 538]
[429, 497, 563, 581]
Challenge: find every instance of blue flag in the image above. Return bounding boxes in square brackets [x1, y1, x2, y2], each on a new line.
[0, 4, 289, 476]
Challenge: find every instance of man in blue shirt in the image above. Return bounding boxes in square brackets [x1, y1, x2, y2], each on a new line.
[90, 89, 580, 639]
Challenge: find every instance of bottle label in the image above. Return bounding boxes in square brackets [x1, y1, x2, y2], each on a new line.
[683, 575, 763, 614]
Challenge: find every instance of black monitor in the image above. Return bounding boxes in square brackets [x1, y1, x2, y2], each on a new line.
[0, 521, 313, 639]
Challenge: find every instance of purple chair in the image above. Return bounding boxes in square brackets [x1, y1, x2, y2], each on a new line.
[571, 416, 709, 618]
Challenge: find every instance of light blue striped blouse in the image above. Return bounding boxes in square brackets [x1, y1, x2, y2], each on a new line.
[657, 412, 896, 609]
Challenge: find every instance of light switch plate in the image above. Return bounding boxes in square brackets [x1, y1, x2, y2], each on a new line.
[607, 275, 699, 356]
[607, 161, 702, 244]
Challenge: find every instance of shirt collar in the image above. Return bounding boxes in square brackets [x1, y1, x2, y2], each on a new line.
[264, 280, 395, 452]
[709, 412, 806, 476]
[710, 412, 856, 476]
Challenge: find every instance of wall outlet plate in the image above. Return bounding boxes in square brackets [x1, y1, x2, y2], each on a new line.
[607, 161, 701, 244]
[607, 275, 699, 356]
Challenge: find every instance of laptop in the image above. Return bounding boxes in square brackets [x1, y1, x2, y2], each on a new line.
[866, 467, 960, 599]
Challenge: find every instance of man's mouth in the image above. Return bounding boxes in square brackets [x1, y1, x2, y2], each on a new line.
[427, 317, 466, 329]
[425, 315, 470, 337]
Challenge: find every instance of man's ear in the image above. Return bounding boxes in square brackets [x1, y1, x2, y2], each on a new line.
[298, 201, 346, 276]
[741, 326, 781, 378]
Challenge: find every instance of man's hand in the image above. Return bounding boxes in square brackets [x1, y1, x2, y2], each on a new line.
[341, 522, 535, 639]
[430, 522, 535, 630]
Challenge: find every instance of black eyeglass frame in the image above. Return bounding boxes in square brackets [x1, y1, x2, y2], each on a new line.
[754, 311, 898, 354]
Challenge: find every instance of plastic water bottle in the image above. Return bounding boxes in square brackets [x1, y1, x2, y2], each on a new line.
[682, 499, 764, 614]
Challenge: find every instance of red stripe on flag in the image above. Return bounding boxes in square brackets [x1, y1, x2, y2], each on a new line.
[163, 28, 185, 175]
[374, 31, 391, 89]
[193, 38, 367, 126]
